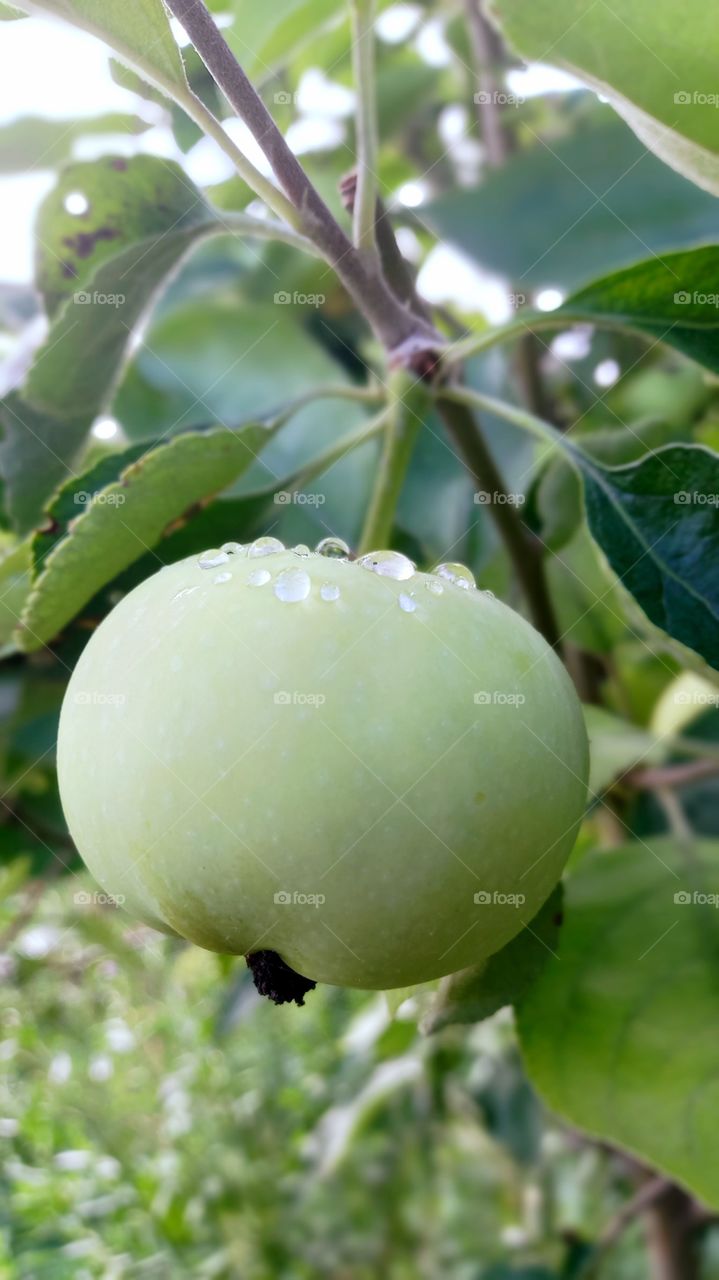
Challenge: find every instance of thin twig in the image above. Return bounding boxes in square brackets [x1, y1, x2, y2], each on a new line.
[350, 0, 379, 255]
[627, 760, 719, 791]
[463, 0, 511, 167]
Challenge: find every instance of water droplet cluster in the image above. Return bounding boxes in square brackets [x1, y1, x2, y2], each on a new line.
[189, 538, 479, 610]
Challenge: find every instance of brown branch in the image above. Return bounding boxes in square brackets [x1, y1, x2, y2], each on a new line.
[165, 0, 440, 365]
[436, 394, 561, 648]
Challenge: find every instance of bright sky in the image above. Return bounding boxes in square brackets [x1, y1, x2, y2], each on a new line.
[0, 8, 583, 316]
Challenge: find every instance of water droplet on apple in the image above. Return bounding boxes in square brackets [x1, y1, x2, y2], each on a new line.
[198, 550, 230, 569]
[425, 578, 444, 596]
[316, 536, 350, 559]
[274, 568, 311, 602]
[398, 593, 416, 613]
[293, 544, 311, 558]
[320, 582, 340, 602]
[358, 550, 415, 580]
[433, 562, 476, 590]
[221, 542, 245, 555]
[171, 586, 199, 602]
[214, 571, 232, 584]
[248, 537, 285, 557]
[247, 568, 271, 586]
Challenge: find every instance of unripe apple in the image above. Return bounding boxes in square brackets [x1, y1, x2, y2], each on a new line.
[58, 540, 588, 991]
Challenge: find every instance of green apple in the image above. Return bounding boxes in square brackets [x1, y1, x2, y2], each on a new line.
[58, 541, 588, 990]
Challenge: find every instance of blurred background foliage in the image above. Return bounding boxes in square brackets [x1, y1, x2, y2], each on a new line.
[0, 0, 718, 1275]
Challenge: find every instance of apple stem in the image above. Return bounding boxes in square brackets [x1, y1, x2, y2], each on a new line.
[246, 950, 317, 1006]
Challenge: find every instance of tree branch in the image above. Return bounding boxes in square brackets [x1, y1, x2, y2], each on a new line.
[165, 0, 440, 363]
[436, 394, 561, 647]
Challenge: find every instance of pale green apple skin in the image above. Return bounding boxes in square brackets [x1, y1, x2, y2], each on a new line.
[58, 549, 588, 989]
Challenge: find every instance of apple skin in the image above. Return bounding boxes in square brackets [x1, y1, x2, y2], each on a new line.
[58, 547, 588, 989]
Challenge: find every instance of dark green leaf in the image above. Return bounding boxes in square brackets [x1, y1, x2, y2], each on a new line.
[562, 246, 719, 375]
[581, 445, 719, 671]
[0, 394, 88, 535]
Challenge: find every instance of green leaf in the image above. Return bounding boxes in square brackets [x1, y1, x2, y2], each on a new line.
[489, 0, 719, 195]
[14, 0, 187, 96]
[0, 536, 32, 647]
[0, 114, 150, 173]
[562, 246, 719, 375]
[17, 424, 274, 650]
[581, 445, 719, 672]
[421, 887, 564, 1034]
[421, 115, 719, 290]
[517, 839, 719, 1208]
[0, 394, 88, 535]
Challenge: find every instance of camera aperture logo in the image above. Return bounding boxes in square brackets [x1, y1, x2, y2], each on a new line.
[474, 889, 526, 907]
[74, 290, 125, 308]
[674, 889, 719, 908]
[274, 290, 325, 308]
[274, 490, 325, 507]
[274, 889, 325, 908]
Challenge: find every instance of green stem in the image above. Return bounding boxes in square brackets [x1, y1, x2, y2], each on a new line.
[441, 383, 572, 461]
[350, 0, 379, 255]
[445, 311, 653, 367]
[280, 403, 392, 493]
[177, 93, 301, 228]
[221, 211, 322, 256]
[358, 373, 423, 553]
[267, 383, 385, 430]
